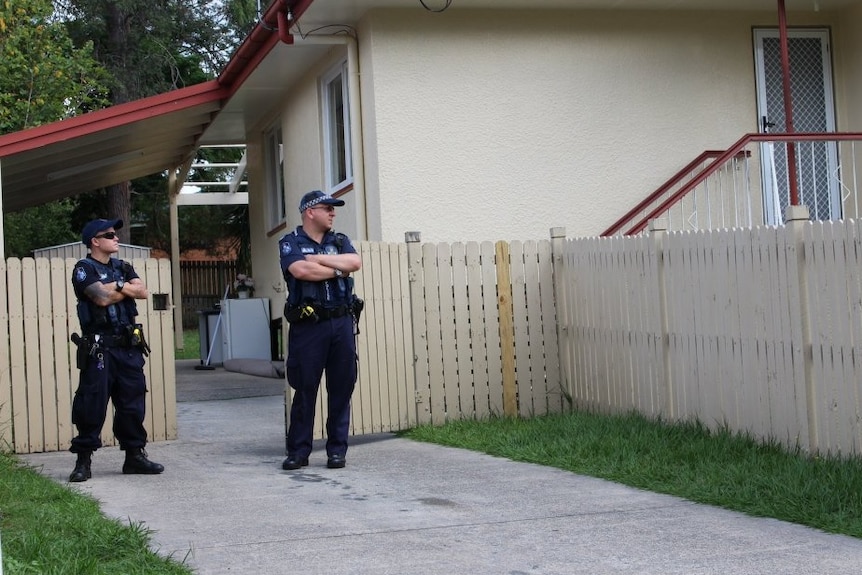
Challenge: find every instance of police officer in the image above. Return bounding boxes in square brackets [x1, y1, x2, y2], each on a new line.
[279, 191, 362, 470]
[68, 218, 164, 482]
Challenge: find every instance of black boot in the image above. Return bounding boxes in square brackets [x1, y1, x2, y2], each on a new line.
[69, 451, 92, 483]
[122, 447, 164, 475]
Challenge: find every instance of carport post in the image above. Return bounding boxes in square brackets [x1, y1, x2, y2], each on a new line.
[168, 168, 184, 350]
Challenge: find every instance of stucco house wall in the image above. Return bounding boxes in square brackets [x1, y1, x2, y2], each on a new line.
[245, 5, 862, 299]
[358, 8, 852, 243]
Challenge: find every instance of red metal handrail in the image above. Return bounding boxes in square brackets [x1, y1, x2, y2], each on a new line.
[607, 132, 862, 236]
[600, 150, 725, 236]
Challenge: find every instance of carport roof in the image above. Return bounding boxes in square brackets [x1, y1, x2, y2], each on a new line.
[0, 0, 313, 213]
[0, 82, 228, 212]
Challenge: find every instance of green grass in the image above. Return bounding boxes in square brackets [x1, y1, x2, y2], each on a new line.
[0, 451, 192, 574]
[6, 402, 862, 572]
[174, 329, 201, 360]
[402, 410, 862, 538]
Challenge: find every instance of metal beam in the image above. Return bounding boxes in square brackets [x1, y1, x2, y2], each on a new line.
[176, 192, 249, 206]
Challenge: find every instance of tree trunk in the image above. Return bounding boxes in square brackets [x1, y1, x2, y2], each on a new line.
[107, 181, 132, 244]
[105, 2, 132, 243]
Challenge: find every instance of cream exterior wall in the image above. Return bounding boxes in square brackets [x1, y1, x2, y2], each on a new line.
[248, 5, 862, 294]
[835, 3, 862, 131]
[360, 8, 848, 243]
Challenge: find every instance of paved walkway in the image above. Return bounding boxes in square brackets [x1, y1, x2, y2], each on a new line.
[21, 361, 862, 574]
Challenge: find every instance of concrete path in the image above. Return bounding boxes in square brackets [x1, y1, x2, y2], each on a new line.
[21, 361, 862, 574]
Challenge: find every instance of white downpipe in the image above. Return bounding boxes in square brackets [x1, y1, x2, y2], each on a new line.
[293, 34, 368, 239]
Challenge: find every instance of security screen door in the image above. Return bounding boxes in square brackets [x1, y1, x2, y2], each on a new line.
[753, 28, 839, 225]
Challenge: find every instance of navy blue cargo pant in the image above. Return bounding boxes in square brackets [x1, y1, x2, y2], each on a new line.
[285, 314, 357, 459]
[70, 346, 148, 453]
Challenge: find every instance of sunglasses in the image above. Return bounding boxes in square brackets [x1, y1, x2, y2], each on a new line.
[94, 232, 118, 240]
[310, 205, 336, 213]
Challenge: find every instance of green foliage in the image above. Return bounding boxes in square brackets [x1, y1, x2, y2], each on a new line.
[0, 0, 110, 132]
[175, 329, 201, 360]
[3, 200, 80, 258]
[222, 0, 258, 42]
[60, 0, 246, 101]
[404, 411, 862, 539]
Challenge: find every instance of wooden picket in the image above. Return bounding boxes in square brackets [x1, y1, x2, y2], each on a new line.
[0, 257, 176, 454]
[8, 218, 862, 458]
[558, 219, 862, 457]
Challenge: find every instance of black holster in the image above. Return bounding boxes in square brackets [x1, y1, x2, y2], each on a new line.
[71, 333, 94, 369]
[350, 296, 364, 323]
[126, 324, 151, 356]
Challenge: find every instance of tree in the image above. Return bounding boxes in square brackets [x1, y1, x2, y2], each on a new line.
[3, 200, 80, 258]
[55, 0, 256, 242]
[0, 0, 110, 256]
[0, 0, 109, 131]
[1, 0, 258, 256]
[56, 0, 253, 243]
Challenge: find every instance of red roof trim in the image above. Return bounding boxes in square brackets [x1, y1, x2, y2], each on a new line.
[0, 80, 228, 157]
[218, 0, 316, 91]
[0, 0, 318, 159]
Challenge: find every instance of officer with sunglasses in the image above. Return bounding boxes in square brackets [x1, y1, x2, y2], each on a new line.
[67, 218, 164, 482]
[279, 191, 362, 471]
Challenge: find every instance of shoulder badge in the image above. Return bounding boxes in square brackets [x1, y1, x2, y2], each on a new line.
[75, 266, 88, 282]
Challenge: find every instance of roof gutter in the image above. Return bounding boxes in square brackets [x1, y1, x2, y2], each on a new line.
[218, 0, 314, 92]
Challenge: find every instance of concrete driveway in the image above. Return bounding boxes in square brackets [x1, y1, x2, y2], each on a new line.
[21, 361, 862, 574]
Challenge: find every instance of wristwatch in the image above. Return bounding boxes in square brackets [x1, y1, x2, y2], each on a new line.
[115, 278, 125, 292]
[333, 268, 343, 278]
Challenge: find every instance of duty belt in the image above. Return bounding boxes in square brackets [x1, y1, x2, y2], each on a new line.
[91, 333, 132, 348]
[316, 305, 349, 319]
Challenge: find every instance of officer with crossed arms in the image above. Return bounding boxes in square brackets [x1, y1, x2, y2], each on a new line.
[279, 191, 362, 470]
[68, 218, 163, 482]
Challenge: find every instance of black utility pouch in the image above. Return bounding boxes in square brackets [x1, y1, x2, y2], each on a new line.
[76, 343, 88, 369]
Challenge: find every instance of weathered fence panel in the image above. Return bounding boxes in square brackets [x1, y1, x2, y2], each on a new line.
[560, 217, 862, 457]
[11, 218, 862, 459]
[402, 236, 558, 427]
[303, 241, 416, 440]
[0, 257, 176, 454]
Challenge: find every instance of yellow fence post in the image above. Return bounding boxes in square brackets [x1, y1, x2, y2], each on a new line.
[785, 205, 816, 453]
[496, 241, 517, 417]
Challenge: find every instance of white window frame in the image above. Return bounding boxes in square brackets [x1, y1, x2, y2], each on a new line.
[264, 123, 285, 228]
[321, 60, 353, 193]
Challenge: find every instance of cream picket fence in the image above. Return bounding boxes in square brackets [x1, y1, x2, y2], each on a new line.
[7, 218, 862, 457]
[306, 236, 566, 441]
[557, 217, 862, 456]
[0, 257, 176, 454]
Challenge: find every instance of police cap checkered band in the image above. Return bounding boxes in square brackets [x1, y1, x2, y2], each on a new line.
[299, 190, 345, 213]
